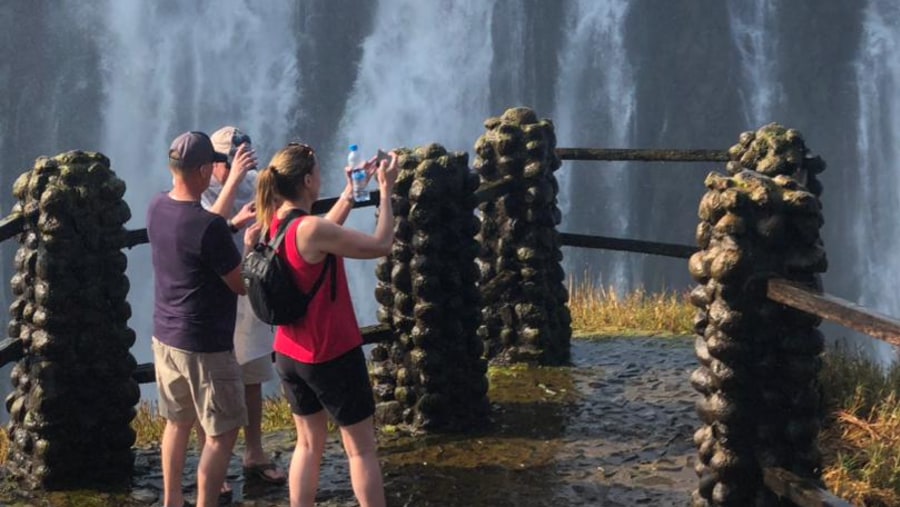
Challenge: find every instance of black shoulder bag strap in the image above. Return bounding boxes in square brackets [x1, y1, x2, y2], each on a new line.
[268, 208, 337, 302]
[267, 208, 307, 252]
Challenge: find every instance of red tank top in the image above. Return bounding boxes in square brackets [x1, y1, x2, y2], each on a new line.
[270, 214, 362, 363]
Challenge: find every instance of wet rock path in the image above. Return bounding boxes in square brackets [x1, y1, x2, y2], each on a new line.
[2, 336, 700, 506]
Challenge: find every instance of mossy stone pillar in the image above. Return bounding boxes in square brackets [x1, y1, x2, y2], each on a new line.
[689, 124, 826, 506]
[473, 107, 571, 365]
[372, 144, 488, 431]
[6, 151, 138, 490]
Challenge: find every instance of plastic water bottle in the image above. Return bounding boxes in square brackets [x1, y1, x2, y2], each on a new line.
[348, 144, 369, 202]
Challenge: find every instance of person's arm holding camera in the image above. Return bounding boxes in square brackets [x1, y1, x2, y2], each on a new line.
[210, 143, 256, 218]
[312, 152, 398, 259]
[324, 155, 378, 225]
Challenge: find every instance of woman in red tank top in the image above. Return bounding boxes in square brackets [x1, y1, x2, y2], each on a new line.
[255, 143, 397, 507]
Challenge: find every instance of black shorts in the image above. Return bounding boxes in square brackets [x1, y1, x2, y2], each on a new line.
[274, 346, 376, 427]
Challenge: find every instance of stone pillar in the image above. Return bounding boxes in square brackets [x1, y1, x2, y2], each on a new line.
[473, 107, 571, 365]
[372, 144, 488, 431]
[6, 151, 138, 490]
[689, 124, 827, 506]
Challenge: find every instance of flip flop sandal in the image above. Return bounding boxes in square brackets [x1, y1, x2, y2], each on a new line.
[218, 482, 233, 505]
[242, 462, 287, 485]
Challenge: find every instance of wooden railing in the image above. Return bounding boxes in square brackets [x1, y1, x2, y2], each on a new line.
[2, 146, 882, 505]
[767, 278, 900, 346]
[763, 468, 855, 507]
[0, 148, 713, 375]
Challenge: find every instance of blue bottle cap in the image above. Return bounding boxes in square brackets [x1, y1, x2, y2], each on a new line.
[349, 144, 358, 151]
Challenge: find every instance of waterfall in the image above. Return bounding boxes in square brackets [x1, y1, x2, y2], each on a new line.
[553, 0, 636, 290]
[97, 0, 302, 362]
[727, 0, 784, 127]
[334, 0, 498, 324]
[855, 0, 900, 316]
[6, 1, 900, 402]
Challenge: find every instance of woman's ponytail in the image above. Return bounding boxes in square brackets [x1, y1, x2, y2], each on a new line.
[255, 144, 316, 232]
[255, 165, 279, 232]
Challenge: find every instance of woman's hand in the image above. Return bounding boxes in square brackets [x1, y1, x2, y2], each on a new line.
[344, 156, 379, 188]
[377, 151, 399, 194]
[243, 221, 262, 249]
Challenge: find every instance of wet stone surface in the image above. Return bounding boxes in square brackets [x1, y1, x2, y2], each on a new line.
[1, 336, 699, 506]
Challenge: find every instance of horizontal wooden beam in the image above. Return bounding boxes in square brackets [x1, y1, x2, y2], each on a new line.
[474, 177, 516, 204]
[763, 467, 855, 507]
[559, 232, 697, 259]
[132, 323, 394, 384]
[0, 338, 23, 367]
[311, 190, 381, 215]
[359, 323, 393, 343]
[116, 191, 385, 250]
[556, 148, 728, 163]
[767, 278, 900, 347]
[0, 213, 24, 243]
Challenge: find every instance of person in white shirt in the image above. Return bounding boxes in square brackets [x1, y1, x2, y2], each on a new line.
[199, 126, 287, 487]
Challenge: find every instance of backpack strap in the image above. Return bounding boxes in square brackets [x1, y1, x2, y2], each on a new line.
[267, 208, 307, 252]
[308, 254, 336, 303]
[268, 208, 337, 303]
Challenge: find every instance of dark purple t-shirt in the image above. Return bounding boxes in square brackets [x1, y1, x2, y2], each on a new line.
[147, 192, 241, 352]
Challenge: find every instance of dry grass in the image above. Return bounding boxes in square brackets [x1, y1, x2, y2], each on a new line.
[261, 396, 295, 433]
[131, 401, 166, 448]
[128, 396, 298, 449]
[0, 424, 7, 464]
[819, 350, 900, 506]
[567, 276, 694, 337]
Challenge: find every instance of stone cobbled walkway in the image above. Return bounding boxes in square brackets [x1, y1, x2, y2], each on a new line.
[3, 337, 700, 506]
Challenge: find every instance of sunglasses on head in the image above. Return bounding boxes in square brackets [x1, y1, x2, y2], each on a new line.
[287, 141, 316, 157]
[287, 141, 314, 150]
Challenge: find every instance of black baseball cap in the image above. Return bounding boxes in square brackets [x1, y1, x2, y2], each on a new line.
[168, 131, 228, 169]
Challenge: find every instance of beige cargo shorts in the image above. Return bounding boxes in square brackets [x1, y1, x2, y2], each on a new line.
[152, 337, 248, 436]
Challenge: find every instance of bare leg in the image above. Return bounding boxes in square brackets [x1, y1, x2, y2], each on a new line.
[196, 427, 239, 507]
[194, 420, 205, 449]
[289, 410, 329, 507]
[161, 419, 194, 507]
[340, 416, 385, 507]
[243, 383, 286, 481]
[243, 383, 264, 461]
[194, 423, 232, 495]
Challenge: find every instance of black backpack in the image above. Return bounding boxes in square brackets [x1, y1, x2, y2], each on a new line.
[242, 209, 336, 325]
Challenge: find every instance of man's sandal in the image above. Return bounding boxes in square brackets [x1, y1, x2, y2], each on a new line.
[219, 481, 233, 504]
[242, 462, 287, 485]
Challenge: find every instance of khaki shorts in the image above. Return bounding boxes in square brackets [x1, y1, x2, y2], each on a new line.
[152, 337, 248, 437]
[241, 354, 275, 385]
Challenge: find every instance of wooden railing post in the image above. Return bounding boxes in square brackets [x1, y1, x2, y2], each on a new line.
[688, 124, 828, 506]
[473, 107, 571, 365]
[5, 151, 138, 490]
[370, 144, 489, 431]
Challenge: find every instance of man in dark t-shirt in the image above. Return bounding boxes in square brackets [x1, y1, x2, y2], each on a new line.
[147, 131, 256, 507]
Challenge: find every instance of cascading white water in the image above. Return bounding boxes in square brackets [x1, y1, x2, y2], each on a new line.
[727, 0, 784, 127]
[97, 0, 301, 362]
[855, 0, 900, 317]
[334, 0, 498, 324]
[8, 1, 900, 405]
[552, 0, 636, 289]
[336, 1, 497, 162]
